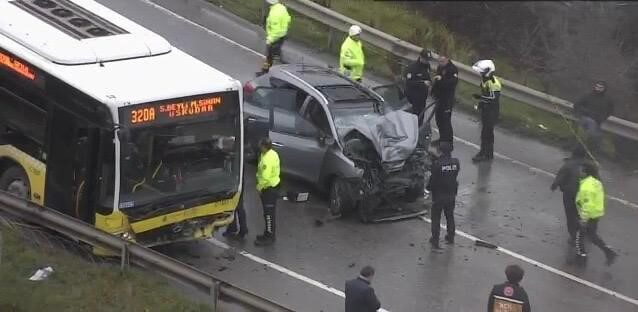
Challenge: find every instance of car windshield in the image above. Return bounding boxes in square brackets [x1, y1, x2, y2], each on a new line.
[117, 93, 240, 213]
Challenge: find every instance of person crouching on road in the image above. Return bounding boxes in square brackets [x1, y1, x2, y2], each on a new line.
[340, 25, 365, 82]
[259, 0, 291, 75]
[426, 141, 460, 250]
[345, 266, 381, 312]
[255, 137, 281, 246]
[574, 162, 618, 265]
[471, 59, 502, 163]
[487, 264, 531, 312]
[404, 48, 433, 127]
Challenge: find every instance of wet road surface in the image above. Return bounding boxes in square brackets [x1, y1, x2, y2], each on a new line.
[96, 0, 638, 310]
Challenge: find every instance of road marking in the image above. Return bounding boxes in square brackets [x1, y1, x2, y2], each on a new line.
[208, 238, 391, 312]
[138, 0, 265, 58]
[419, 216, 638, 307]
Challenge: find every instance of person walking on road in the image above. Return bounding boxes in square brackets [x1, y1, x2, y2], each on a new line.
[258, 0, 291, 76]
[471, 59, 502, 163]
[404, 48, 433, 127]
[487, 264, 531, 312]
[573, 81, 614, 148]
[431, 53, 459, 147]
[254, 137, 281, 246]
[340, 25, 365, 82]
[426, 141, 460, 250]
[345, 266, 381, 312]
[550, 145, 593, 245]
[574, 162, 618, 265]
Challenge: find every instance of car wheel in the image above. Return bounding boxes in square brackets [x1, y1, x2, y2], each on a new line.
[0, 166, 31, 200]
[329, 178, 349, 217]
[404, 183, 425, 203]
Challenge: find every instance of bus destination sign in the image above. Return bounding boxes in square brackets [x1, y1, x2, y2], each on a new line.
[119, 92, 234, 127]
[0, 50, 36, 80]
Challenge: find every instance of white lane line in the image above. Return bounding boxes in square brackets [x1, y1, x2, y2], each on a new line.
[419, 216, 638, 307]
[143, 0, 638, 211]
[208, 238, 391, 312]
[138, 0, 265, 58]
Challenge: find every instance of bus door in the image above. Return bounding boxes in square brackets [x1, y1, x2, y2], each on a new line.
[45, 107, 99, 223]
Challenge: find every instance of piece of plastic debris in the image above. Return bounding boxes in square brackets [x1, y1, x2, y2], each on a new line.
[29, 266, 54, 281]
[538, 124, 548, 130]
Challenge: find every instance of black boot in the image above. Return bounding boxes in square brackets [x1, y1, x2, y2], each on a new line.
[429, 237, 442, 250]
[604, 247, 618, 266]
[472, 152, 493, 163]
[255, 213, 275, 246]
[445, 235, 455, 245]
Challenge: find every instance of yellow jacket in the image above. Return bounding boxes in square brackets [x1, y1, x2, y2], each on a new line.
[339, 36, 365, 80]
[266, 3, 291, 45]
[576, 175, 605, 221]
[256, 149, 281, 192]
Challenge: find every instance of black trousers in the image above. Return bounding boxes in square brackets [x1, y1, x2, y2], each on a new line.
[263, 37, 286, 70]
[260, 186, 279, 236]
[431, 199, 455, 241]
[479, 103, 500, 156]
[435, 106, 453, 143]
[226, 191, 247, 234]
[575, 218, 610, 255]
[561, 191, 579, 240]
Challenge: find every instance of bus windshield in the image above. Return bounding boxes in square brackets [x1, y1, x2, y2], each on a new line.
[117, 92, 240, 216]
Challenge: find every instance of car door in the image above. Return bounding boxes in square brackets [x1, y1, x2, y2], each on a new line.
[268, 95, 330, 183]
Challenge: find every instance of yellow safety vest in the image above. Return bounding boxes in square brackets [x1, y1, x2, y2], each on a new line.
[576, 175, 605, 221]
[256, 149, 281, 192]
[266, 3, 291, 45]
[339, 36, 365, 80]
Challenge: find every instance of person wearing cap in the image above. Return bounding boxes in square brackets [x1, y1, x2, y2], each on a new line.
[254, 137, 281, 246]
[550, 144, 594, 244]
[573, 81, 615, 147]
[487, 264, 531, 312]
[340, 25, 365, 82]
[426, 141, 460, 249]
[471, 60, 502, 162]
[404, 49, 433, 126]
[431, 53, 459, 147]
[574, 162, 618, 265]
[259, 0, 291, 75]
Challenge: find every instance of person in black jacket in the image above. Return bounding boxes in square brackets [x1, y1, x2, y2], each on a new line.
[404, 49, 433, 126]
[345, 266, 381, 312]
[573, 81, 614, 147]
[431, 53, 459, 147]
[426, 141, 460, 249]
[487, 264, 531, 312]
[550, 145, 593, 244]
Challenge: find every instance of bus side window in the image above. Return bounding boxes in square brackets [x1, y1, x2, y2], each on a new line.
[0, 87, 47, 160]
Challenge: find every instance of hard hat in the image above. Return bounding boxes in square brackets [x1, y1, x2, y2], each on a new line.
[266, 0, 279, 4]
[472, 59, 495, 76]
[349, 25, 362, 37]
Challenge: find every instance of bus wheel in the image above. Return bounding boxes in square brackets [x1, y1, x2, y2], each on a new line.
[0, 166, 30, 199]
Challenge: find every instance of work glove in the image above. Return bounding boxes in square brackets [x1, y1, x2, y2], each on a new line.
[472, 93, 481, 100]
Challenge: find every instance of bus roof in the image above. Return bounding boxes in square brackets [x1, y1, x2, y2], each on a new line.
[0, 0, 240, 107]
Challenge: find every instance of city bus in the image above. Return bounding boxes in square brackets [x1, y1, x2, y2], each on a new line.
[0, 0, 243, 251]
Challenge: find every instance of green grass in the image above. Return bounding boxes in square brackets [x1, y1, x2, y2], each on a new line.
[0, 226, 209, 312]
[208, 0, 618, 156]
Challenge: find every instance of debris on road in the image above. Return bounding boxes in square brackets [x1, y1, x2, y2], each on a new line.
[475, 240, 498, 249]
[28, 266, 53, 281]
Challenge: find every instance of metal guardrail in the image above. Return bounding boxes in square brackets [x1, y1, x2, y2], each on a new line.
[283, 0, 638, 141]
[0, 191, 293, 312]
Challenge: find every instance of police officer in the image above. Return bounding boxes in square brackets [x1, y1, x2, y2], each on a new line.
[426, 141, 460, 249]
[340, 25, 365, 82]
[550, 145, 593, 245]
[487, 264, 531, 312]
[471, 60, 501, 162]
[255, 137, 281, 246]
[259, 0, 291, 75]
[574, 162, 618, 265]
[404, 49, 433, 126]
[431, 53, 459, 146]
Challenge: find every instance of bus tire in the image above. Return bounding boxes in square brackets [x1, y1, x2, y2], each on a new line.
[0, 166, 31, 200]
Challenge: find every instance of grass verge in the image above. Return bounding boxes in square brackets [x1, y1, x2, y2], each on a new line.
[0, 225, 209, 312]
[208, 0, 618, 157]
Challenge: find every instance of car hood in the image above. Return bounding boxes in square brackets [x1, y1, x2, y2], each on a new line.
[334, 110, 418, 164]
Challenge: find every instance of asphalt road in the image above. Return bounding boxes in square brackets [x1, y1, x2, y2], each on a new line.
[96, 0, 638, 311]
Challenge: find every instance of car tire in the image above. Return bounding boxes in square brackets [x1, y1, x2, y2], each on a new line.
[404, 183, 424, 203]
[357, 200, 371, 224]
[329, 178, 349, 217]
[0, 166, 31, 200]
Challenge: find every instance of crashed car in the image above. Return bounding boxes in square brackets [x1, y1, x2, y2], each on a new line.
[242, 64, 432, 222]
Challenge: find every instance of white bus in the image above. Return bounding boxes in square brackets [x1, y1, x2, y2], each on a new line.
[0, 0, 243, 251]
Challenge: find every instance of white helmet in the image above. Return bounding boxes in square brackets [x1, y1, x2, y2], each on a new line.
[266, 0, 279, 4]
[472, 59, 495, 77]
[349, 25, 362, 37]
